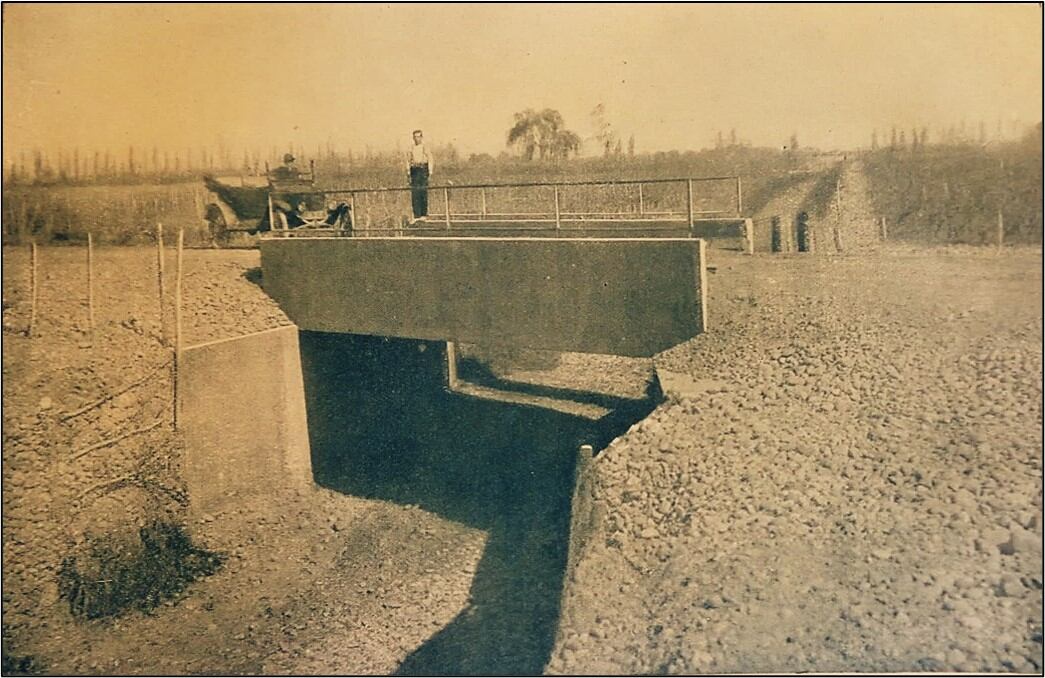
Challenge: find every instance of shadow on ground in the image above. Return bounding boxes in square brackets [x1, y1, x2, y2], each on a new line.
[299, 331, 658, 675]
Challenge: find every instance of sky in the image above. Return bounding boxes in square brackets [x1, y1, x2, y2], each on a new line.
[3, 3, 1042, 161]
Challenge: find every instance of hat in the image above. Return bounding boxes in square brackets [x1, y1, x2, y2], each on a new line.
[283, 153, 295, 163]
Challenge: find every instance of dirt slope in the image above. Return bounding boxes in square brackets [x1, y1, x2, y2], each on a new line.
[548, 245, 1043, 674]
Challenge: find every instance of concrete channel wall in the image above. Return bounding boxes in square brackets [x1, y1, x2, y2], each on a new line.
[260, 237, 709, 357]
[178, 325, 311, 516]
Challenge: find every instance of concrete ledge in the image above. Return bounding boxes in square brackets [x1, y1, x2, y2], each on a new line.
[261, 237, 708, 357]
[179, 325, 311, 515]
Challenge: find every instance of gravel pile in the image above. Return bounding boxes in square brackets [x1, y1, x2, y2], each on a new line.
[549, 246, 1043, 674]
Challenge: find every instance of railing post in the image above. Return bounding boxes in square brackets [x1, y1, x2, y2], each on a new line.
[444, 187, 452, 229]
[481, 188, 487, 219]
[349, 193, 356, 234]
[554, 186, 561, 230]
[686, 179, 694, 230]
[735, 176, 743, 215]
[638, 183, 644, 217]
[267, 193, 275, 236]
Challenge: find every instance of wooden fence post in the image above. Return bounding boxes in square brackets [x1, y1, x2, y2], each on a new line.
[881, 216, 888, 241]
[28, 241, 38, 337]
[156, 223, 166, 344]
[87, 232, 94, 341]
[481, 188, 488, 219]
[174, 228, 184, 429]
[638, 183, 644, 216]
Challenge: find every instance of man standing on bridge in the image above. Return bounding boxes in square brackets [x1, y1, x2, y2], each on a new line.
[407, 129, 434, 224]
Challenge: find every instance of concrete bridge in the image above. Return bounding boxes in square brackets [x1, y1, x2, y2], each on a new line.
[257, 176, 742, 357]
[259, 236, 709, 358]
[181, 185, 717, 518]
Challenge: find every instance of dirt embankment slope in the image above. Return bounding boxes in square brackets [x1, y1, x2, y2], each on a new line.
[549, 245, 1043, 674]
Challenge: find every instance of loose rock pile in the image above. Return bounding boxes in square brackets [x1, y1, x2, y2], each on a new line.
[549, 247, 1043, 674]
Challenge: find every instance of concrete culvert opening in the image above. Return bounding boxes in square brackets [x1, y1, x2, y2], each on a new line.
[298, 331, 661, 674]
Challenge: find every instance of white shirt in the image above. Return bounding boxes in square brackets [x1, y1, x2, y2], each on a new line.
[408, 142, 433, 173]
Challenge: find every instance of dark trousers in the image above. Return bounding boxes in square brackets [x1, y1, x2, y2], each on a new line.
[410, 165, 429, 218]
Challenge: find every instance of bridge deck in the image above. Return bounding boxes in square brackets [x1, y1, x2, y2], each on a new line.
[260, 236, 708, 357]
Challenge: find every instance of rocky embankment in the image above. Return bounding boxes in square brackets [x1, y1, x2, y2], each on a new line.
[549, 245, 1043, 674]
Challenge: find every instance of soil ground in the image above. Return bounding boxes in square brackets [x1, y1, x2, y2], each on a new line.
[2, 241, 1042, 674]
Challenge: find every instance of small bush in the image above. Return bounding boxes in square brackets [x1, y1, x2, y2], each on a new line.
[1, 649, 43, 676]
[58, 521, 224, 620]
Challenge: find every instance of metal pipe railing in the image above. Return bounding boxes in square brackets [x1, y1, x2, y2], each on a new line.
[266, 174, 744, 237]
[274, 175, 739, 198]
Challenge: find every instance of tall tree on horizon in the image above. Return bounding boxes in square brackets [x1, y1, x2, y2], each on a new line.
[507, 108, 581, 161]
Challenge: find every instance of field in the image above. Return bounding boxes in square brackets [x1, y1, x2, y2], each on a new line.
[2, 147, 821, 243]
[1, 153, 1042, 674]
[1, 183, 212, 246]
[863, 129, 1043, 245]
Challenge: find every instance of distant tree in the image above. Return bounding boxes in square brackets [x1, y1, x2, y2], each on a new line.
[871, 130, 879, 150]
[440, 143, 460, 164]
[789, 133, 799, 151]
[920, 127, 929, 147]
[899, 130, 906, 148]
[890, 127, 897, 148]
[716, 131, 724, 149]
[627, 134, 635, 157]
[507, 108, 581, 161]
[614, 139, 623, 157]
[590, 103, 618, 157]
[730, 129, 737, 146]
[911, 128, 919, 151]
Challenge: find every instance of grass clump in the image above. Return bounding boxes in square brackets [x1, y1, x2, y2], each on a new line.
[58, 521, 224, 620]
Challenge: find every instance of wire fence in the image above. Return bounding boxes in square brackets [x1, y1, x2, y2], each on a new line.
[5, 230, 191, 532]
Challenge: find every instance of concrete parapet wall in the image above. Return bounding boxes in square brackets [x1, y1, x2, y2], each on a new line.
[261, 237, 708, 357]
[178, 325, 311, 516]
[397, 217, 742, 239]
